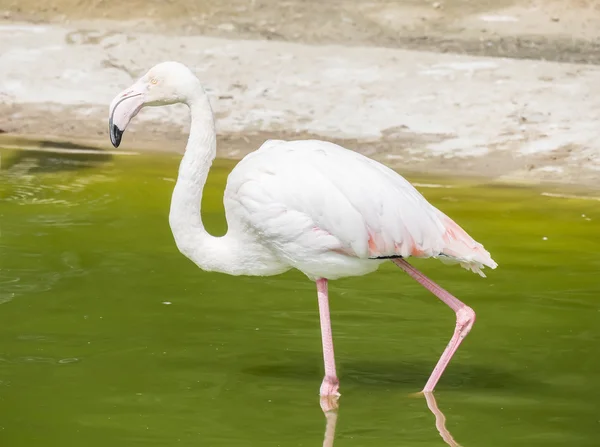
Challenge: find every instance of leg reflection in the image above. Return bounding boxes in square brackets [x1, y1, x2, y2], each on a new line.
[316, 393, 460, 446]
[320, 396, 339, 447]
[423, 392, 461, 447]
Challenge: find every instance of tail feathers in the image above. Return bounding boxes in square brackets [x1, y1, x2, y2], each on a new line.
[437, 254, 497, 278]
[435, 211, 498, 278]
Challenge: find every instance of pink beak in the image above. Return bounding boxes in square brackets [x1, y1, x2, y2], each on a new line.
[108, 83, 146, 147]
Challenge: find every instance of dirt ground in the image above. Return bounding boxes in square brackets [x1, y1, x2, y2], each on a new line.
[1, 0, 600, 188]
[4, 0, 600, 62]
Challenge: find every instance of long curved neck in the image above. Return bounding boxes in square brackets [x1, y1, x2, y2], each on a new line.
[168, 88, 237, 273]
[168, 86, 286, 277]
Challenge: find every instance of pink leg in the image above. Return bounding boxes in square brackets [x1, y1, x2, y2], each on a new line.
[393, 259, 476, 393]
[316, 278, 340, 397]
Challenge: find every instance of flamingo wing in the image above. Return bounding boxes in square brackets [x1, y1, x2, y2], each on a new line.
[224, 140, 497, 277]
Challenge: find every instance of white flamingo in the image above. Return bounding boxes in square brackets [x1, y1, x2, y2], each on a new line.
[108, 61, 498, 398]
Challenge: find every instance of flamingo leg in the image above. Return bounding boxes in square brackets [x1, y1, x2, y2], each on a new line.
[393, 259, 476, 393]
[316, 278, 340, 397]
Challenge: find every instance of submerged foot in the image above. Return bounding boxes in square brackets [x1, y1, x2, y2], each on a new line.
[320, 394, 340, 413]
[320, 375, 340, 397]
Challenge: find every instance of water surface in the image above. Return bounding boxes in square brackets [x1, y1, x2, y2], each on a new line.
[1, 148, 599, 446]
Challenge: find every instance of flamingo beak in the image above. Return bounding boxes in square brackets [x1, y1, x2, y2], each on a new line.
[108, 83, 146, 148]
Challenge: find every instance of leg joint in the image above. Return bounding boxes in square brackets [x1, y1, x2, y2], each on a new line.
[456, 306, 475, 335]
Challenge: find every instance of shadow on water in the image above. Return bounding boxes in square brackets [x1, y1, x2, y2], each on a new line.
[245, 358, 538, 393]
[38, 140, 104, 152]
[1, 141, 112, 173]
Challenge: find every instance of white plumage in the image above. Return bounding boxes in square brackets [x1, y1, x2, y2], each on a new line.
[108, 61, 498, 398]
[225, 139, 496, 280]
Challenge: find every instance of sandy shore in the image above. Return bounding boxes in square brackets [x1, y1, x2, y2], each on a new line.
[1, 1, 600, 187]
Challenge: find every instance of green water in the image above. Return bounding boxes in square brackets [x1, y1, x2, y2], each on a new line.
[1, 148, 599, 446]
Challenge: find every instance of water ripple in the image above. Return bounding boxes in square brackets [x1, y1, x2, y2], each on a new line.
[2, 157, 115, 210]
[0, 263, 88, 304]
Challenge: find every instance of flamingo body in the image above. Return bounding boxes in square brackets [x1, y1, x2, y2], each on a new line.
[225, 139, 496, 280]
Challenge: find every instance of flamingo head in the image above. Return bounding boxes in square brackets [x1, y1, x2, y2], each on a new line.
[108, 61, 200, 147]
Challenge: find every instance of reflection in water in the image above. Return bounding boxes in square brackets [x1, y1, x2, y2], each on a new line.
[424, 392, 461, 447]
[320, 396, 339, 447]
[318, 393, 461, 447]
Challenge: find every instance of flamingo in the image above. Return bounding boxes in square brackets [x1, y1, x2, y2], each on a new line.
[108, 61, 498, 399]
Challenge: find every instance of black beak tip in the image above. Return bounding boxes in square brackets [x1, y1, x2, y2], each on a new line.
[109, 122, 123, 148]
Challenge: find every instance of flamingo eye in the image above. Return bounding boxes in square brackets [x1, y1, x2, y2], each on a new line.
[150, 78, 158, 85]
